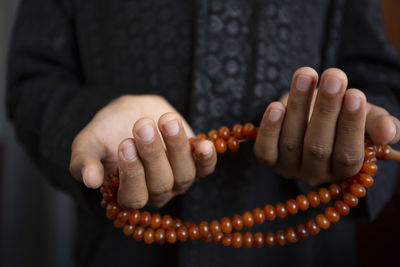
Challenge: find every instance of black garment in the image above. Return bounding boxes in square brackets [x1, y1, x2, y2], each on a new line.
[6, 0, 400, 266]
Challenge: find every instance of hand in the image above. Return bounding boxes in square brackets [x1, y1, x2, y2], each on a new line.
[69, 95, 217, 208]
[254, 67, 400, 186]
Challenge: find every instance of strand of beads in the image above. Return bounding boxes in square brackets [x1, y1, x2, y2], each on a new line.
[99, 122, 400, 248]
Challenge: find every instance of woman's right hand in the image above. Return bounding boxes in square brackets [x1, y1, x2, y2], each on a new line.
[69, 95, 217, 209]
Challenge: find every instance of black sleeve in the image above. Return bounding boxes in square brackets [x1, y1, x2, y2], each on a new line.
[6, 0, 122, 206]
[336, 0, 400, 220]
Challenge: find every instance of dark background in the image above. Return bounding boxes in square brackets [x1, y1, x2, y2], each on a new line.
[0, 1, 399, 266]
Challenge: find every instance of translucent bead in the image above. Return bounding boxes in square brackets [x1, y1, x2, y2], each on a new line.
[128, 210, 141, 225]
[212, 232, 223, 245]
[253, 208, 265, 224]
[220, 217, 232, 234]
[243, 123, 256, 139]
[334, 200, 350, 215]
[253, 232, 264, 248]
[275, 202, 287, 218]
[342, 192, 358, 207]
[161, 215, 173, 229]
[215, 138, 227, 154]
[140, 211, 151, 227]
[318, 188, 331, 204]
[173, 218, 183, 229]
[144, 228, 155, 244]
[133, 226, 145, 241]
[295, 195, 309, 211]
[188, 224, 200, 240]
[305, 219, 320, 235]
[150, 213, 162, 229]
[315, 214, 330, 230]
[123, 224, 134, 236]
[106, 202, 120, 216]
[242, 211, 254, 228]
[274, 230, 286, 246]
[232, 214, 244, 231]
[328, 184, 342, 200]
[358, 173, 374, 187]
[177, 226, 188, 242]
[232, 123, 244, 139]
[218, 126, 230, 140]
[209, 220, 221, 236]
[113, 219, 125, 228]
[264, 204, 276, 221]
[307, 191, 320, 207]
[227, 136, 239, 151]
[202, 232, 212, 243]
[325, 207, 340, 223]
[364, 148, 376, 160]
[155, 228, 166, 244]
[264, 232, 275, 247]
[243, 232, 253, 248]
[198, 221, 210, 237]
[166, 228, 177, 244]
[361, 162, 378, 175]
[208, 129, 219, 141]
[285, 199, 298, 215]
[349, 183, 366, 198]
[295, 224, 309, 240]
[232, 233, 243, 248]
[197, 133, 207, 140]
[222, 234, 232, 247]
[284, 227, 298, 243]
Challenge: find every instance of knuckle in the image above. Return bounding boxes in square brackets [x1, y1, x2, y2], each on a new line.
[174, 178, 194, 192]
[281, 137, 301, 153]
[334, 152, 362, 170]
[149, 183, 173, 198]
[119, 198, 147, 210]
[316, 103, 338, 116]
[307, 144, 331, 161]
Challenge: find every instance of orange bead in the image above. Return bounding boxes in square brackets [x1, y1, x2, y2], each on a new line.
[342, 192, 358, 207]
[202, 232, 213, 243]
[183, 221, 192, 229]
[315, 214, 330, 230]
[325, 207, 340, 223]
[220, 217, 232, 234]
[364, 148, 376, 161]
[231, 214, 244, 231]
[232, 123, 244, 139]
[144, 228, 155, 244]
[243, 232, 253, 248]
[242, 211, 254, 228]
[208, 129, 219, 141]
[227, 136, 239, 151]
[275, 202, 287, 219]
[349, 183, 366, 198]
[328, 184, 342, 200]
[361, 162, 378, 175]
[177, 226, 188, 242]
[209, 220, 221, 236]
[166, 228, 177, 244]
[264, 204, 276, 221]
[274, 230, 286, 246]
[334, 200, 350, 215]
[218, 126, 230, 140]
[232, 233, 243, 248]
[197, 133, 207, 140]
[189, 137, 195, 151]
[161, 215, 173, 229]
[133, 226, 145, 241]
[305, 219, 320, 235]
[198, 221, 210, 237]
[106, 211, 117, 220]
[296, 195, 309, 211]
[358, 173, 374, 187]
[173, 218, 183, 229]
[318, 188, 331, 204]
[243, 122, 256, 139]
[285, 199, 298, 215]
[215, 138, 227, 154]
[285, 227, 298, 243]
[307, 191, 320, 207]
[253, 208, 265, 224]
[214, 232, 225, 245]
[113, 219, 125, 228]
[253, 232, 264, 248]
[123, 224, 134, 236]
[150, 213, 162, 229]
[222, 234, 232, 247]
[295, 224, 309, 240]
[264, 232, 275, 247]
[155, 228, 166, 244]
[140, 211, 151, 227]
[106, 202, 120, 216]
[128, 210, 141, 225]
[188, 224, 200, 240]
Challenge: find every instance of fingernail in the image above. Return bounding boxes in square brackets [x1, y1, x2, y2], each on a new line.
[163, 120, 179, 136]
[323, 76, 342, 94]
[268, 109, 283, 122]
[389, 121, 396, 141]
[122, 141, 137, 161]
[82, 168, 89, 187]
[344, 95, 361, 111]
[296, 75, 313, 92]
[136, 124, 154, 143]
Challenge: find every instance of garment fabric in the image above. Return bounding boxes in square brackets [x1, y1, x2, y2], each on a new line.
[6, 0, 400, 266]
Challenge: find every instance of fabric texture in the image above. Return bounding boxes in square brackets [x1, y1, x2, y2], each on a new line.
[6, 0, 400, 266]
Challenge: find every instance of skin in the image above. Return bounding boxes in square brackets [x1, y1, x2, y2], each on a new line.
[70, 67, 400, 209]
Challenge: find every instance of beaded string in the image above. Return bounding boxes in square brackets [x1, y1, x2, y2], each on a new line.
[100, 123, 400, 248]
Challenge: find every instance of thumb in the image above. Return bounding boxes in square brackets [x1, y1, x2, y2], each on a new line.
[366, 103, 400, 145]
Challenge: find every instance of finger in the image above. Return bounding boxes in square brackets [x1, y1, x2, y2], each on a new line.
[278, 67, 318, 175]
[302, 68, 348, 184]
[158, 112, 196, 194]
[254, 101, 286, 167]
[69, 132, 105, 188]
[133, 118, 174, 208]
[332, 89, 366, 178]
[366, 103, 400, 145]
[193, 140, 217, 178]
[117, 138, 148, 209]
